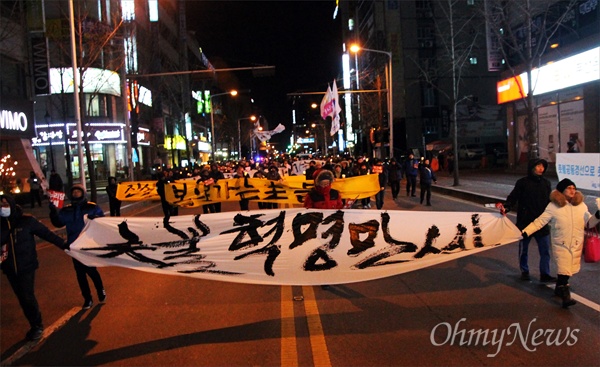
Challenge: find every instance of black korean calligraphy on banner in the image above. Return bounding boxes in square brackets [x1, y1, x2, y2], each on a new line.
[69, 209, 522, 286]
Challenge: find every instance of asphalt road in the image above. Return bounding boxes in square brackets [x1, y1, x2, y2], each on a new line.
[2, 193, 599, 366]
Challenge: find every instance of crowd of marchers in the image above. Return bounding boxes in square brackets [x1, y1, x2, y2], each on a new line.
[4, 154, 598, 345]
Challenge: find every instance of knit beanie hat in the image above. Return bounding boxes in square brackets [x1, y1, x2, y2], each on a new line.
[556, 178, 576, 193]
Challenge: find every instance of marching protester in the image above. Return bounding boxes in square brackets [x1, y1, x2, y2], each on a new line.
[106, 176, 122, 217]
[233, 164, 250, 211]
[50, 185, 106, 310]
[356, 159, 371, 209]
[156, 170, 178, 218]
[371, 159, 388, 210]
[521, 179, 600, 308]
[497, 159, 554, 282]
[419, 159, 437, 206]
[304, 170, 343, 209]
[199, 168, 218, 214]
[209, 164, 225, 213]
[1, 194, 67, 341]
[404, 153, 419, 197]
[265, 164, 283, 209]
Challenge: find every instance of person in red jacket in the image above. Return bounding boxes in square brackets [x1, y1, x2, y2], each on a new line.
[303, 170, 343, 209]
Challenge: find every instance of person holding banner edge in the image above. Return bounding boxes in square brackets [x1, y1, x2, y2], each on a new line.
[49, 185, 106, 310]
[497, 158, 555, 283]
[521, 179, 600, 308]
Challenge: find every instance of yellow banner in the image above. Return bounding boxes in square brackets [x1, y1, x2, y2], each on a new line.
[116, 175, 381, 208]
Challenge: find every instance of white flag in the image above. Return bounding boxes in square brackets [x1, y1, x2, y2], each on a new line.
[254, 123, 286, 142]
[330, 80, 342, 135]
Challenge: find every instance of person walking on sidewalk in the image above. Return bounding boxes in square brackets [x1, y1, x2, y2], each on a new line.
[49, 184, 106, 310]
[388, 158, 403, 200]
[419, 159, 437, 206]
[1, 194, 67, 341]
[521, 179, 600, 308]
[404, 154, 419, 197]
[498, 158, 555, 282]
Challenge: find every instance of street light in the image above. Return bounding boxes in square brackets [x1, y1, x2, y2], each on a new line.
[350, 44, 394, 158]
[237, 115, 256, 160]
[209, 90, 238, 162]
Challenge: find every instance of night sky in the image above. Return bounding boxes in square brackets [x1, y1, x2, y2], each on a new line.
[186, 0, 343, 149]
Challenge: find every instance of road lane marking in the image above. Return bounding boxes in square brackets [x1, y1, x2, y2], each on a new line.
[545, 284, 600, 311]
[281, 286, 298, 367]
[302, 286, 331, 367]
[1, 307, 80, 366]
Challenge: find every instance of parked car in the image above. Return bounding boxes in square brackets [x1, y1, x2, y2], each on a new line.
[458, 144, 485, 159]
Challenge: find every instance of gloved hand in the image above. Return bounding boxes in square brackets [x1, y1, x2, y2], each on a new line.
[62, 241, 70, 251]
[495, 202, 506, 216]
[522, 231, 529, 240]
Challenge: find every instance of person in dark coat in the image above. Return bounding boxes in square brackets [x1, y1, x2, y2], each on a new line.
[233, 165, 250, 211]
[106, 176, 121, 217]
[27, 171, 42, 208]
[209, 164, 225, 213]
[48, 170, 64, 192]
[498, 158, 555, 282]
[156, 170, 177, 218]
[303, 170, 343, 209]
[1, 194, 66, 341]
[371, 159, 388, 210]
[404, 154, 419, 197]
[418, 159, 437, 206]
[387, 158, 403, 200]
[50, 185, 106, 309]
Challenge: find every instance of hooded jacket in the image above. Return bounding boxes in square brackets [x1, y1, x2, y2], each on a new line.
[504, 158, 552, 233]
[304, 171, 343, 209]
[1, 195, 65, 275]
[49, 188, 104, 245]
[523, 190, 600, 276]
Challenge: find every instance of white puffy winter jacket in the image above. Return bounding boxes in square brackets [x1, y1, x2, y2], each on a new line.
[523, 190, 600, 276]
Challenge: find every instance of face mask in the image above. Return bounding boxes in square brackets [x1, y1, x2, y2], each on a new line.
[0, 207, 10, 217]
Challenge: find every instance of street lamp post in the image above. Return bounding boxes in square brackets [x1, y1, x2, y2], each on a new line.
[311, 123, 327, 156]
[209, 90, 237, 162]
[44, 111, 55, 171]
[237, 115, 256, 160]
[350, 44, 393, 158]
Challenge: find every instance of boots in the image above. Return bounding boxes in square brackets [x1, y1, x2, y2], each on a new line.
[556, 285, 577, 308]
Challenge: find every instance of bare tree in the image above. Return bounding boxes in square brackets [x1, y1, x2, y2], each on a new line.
[410, 0, 484, 186]
[484, 0, 578, 161]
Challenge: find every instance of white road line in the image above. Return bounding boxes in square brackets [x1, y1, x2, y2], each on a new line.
[1, 307, 80, 366]
[545, 284, 600, 312]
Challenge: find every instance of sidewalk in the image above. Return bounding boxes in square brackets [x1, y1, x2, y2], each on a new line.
[431, 167, 599, 208]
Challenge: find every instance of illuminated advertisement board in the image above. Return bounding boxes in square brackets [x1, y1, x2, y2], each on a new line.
[31, 123, 150, 146]
[0, 97, 35, 138]
[497, 46, 600, 104]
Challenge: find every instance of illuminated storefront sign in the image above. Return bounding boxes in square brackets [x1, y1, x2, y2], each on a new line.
[0, 98, 35, 138]
[497, 46, 600, 104]
[32, 123, 150, 146]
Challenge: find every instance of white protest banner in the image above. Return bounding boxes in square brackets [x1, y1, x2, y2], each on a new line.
[69, 209, 521, 286]
[47, 190, 65, 208]
[556, 153, 600, 191]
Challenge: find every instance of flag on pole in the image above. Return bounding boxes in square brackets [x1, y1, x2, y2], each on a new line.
[320, 85, 333, 119]
[330, 80, 342, 135]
